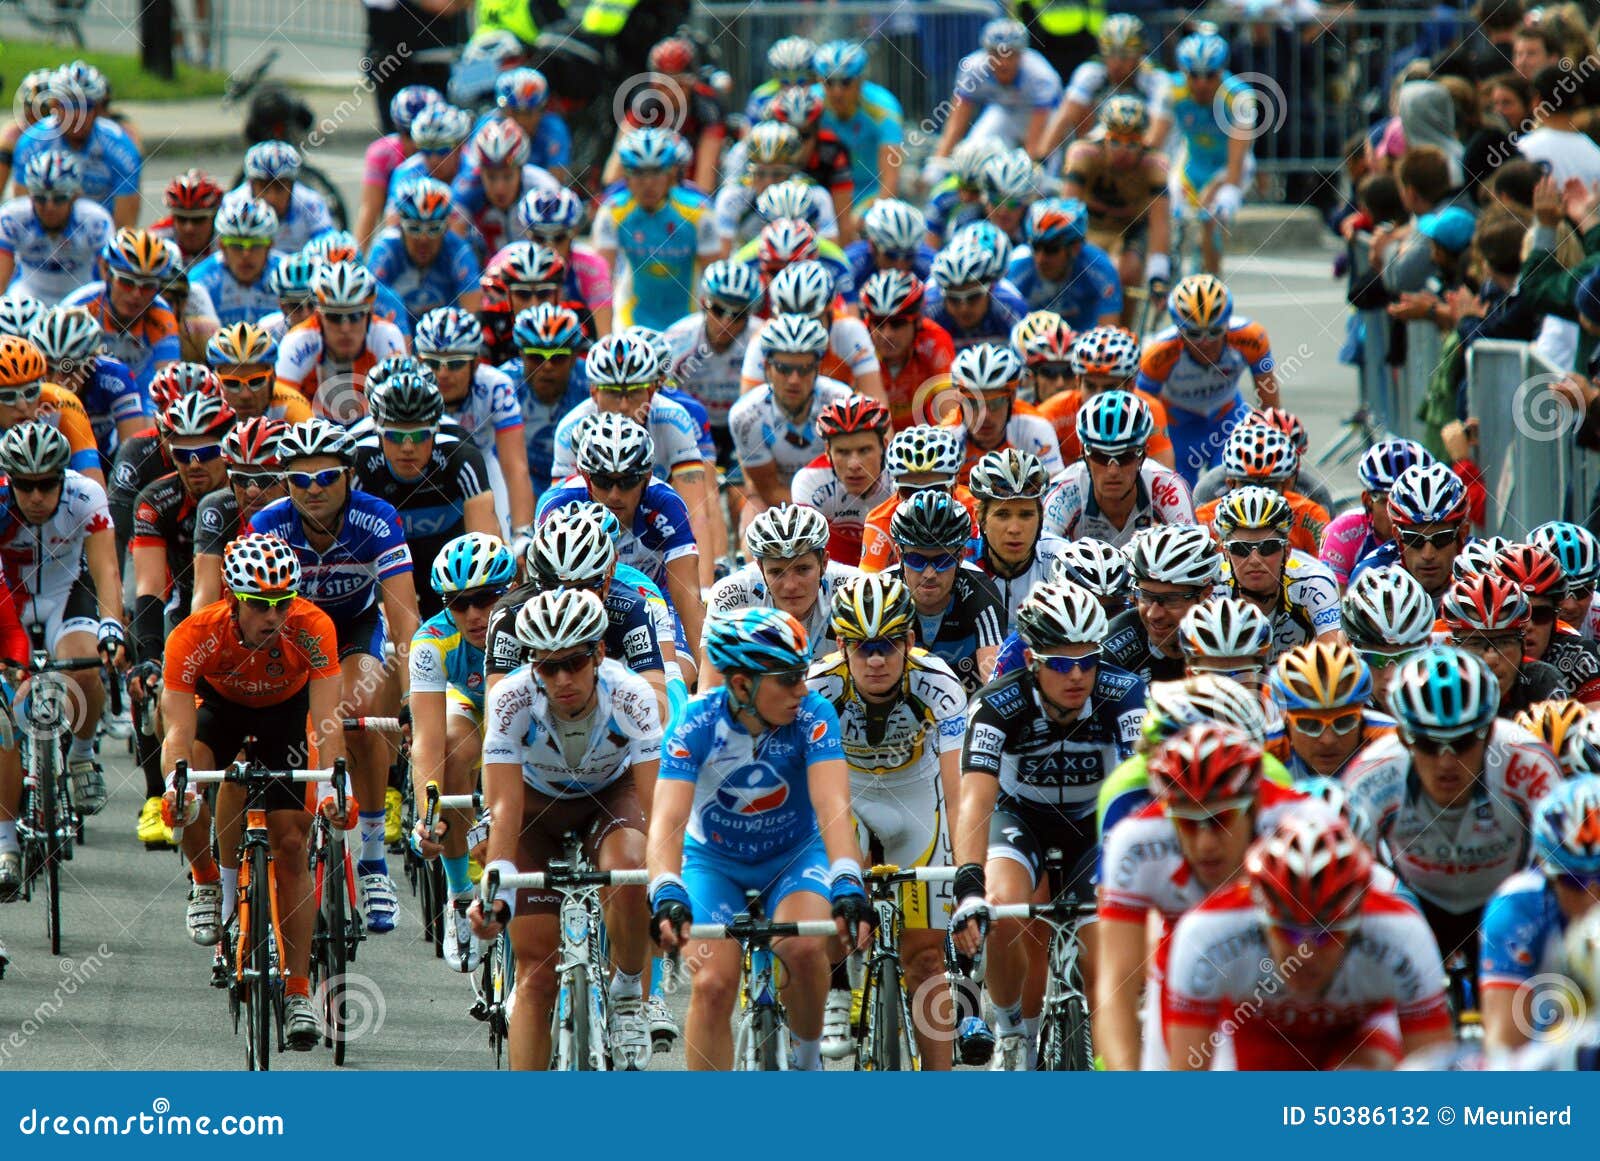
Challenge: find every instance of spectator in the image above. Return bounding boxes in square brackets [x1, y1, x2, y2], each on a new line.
[1485, 72, 1534, 134]
[1434, 0, 1523, 82]
[1374, 146, 1468, 296]
[1440, 75, 1510, 202]
[1397, 81, 1466, 188]
[1519, 64, 1600, 184]
[1513, 21, 1565, 81]
[362, 0, 471, 134]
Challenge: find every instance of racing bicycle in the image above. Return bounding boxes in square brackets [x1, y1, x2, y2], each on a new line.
[990, 856, 1098, 1071]
[854, 864, 956, 1071]
[309, 766, 362, 1064]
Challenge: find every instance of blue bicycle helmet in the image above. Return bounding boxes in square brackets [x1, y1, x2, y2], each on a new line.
[244, 140, 302, 184]
[390, 85, 440, 135]
[700, 259, 764, 312]
[951, 219, 1013, 277]
[1176, 31, 1229, 74]
[22, 150, 81, 196]
[513, 303, 585, 352]
[1531, 775, 1600, 876]
[1026, 197, 1088, 247]
[813, 40, 868, 81]
[430, 531, 516, 595]
[392, 176, 453, 223]
[515, 187, 585, 239]
[618, 127, 680, 173]
[1075, 389, 1152, 454]
[704, 606, 810, 673]
[414, 306, 484, 356]
[1385, 645, 1500, 739]
[1387, 463, 1469, 527]
[495, 67, 549, 112]
[270, 252, 321, 303]
[1532, 521, 1600, 590]
[1357, 438, 1435, 493]
[1293, 775, 1375, 845]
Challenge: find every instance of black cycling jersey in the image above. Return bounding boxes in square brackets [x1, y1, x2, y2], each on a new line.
[1503, 660, 1569, 716]
[891, 561, 1006, 694]
[129, 471, 205, 660]
[194, 487, 242, 559]
[1541, 634, 1600, 703]
[485, 578, 665, 679]
[108, 430, 171, 558]
[351, 430, 487, 621]
[1103, 607, 1187, 686]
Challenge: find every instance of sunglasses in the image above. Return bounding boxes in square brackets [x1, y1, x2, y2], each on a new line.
[1086, 448, 1143, 468]
[219, 371, 274, 392]
[1529, 604, 1558, 625]
[763, 667, 810, 688]
[447, 586, 507, 613]
[705, 300, 752, 320]
[1397, 527, 1460, 551]
[521, 349, 573, 362]
[320, 310, 371, 325]
[1452, 632, 1523, 654]
[171, 442, 224, 465]
[1400, 727, 1487, 754]
[9, 475, 61, 494]
[868, 314, 917, 330]
[1271, 923, 1347, 949]
[32, 193, 73, 206]
[0, 383, 42, 405]
[942, 287, 989, 305]
[1031, 651, 1101, 674]
[1288, 710, 1363, 738]
[1566, 584, 1595, 602]
[402, 221, 449, 238]
[848, 637, 903, 659]
[172, 211, 214, 223]
[587, 470, 648, 491]
[382, 427, 434, 446]
[287, 468, 345, 490]
[531, 650, 595, 678]
[1035, 363, 1073, 380]
[220, 235, 273, 250]
[769, 359, 819, 378]
[420, 355, 475, 372]
[822, 77, 856, 88]
[751, 166, 794, 182]
[1166, 799, 1252, 833]
[1137, 587, 1204, 608]
[897, 481, 951, 498]
[235, 591, 297, 609]
[529, 227, 573, 244]
[1186, 70, 1222, 81]
[596, 384, 652, 398]
[1360, 647, 1418, 670]
[901, 550, 961, 573]
[228, 469, 277, 489]
[1225, 538, 1287, 558]
[509, 283, 559, 301]
[1032, 241, 1070, 256]
[1179, 325, 1226, 342]
[111, 273, 161, 291]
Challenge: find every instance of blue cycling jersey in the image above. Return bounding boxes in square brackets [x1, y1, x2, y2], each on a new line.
[592, 184, 719, 331]
[1006, 243, 1123, 331]
[661, 687, 843, 859]
[365, 228, 481, 327]
[1168, 72, 1253, 191]
[844, 238, 935, 291]
[1481, 868, 1568, 1028]
[818, 80, 904, 205]
[14, 117, 140, 215]
[498, 359, 589, 497]
[77, 354, 146, 455]
[923, 181, 984, 247]
[411, 607, 488, 714]
[923, 280, 1029, 349]
[537, 479, 696, 598]
[1346, 540, 1403, 589]
[248, 489, 413, 624]
[187, 251, 283, 329]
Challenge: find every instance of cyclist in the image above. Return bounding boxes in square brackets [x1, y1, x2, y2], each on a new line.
[1270, 641, 1396, 781]
[857, 424, 977, 574]
[968, 448, 1067, 621]
[62, 228, 181, 390]
[248, 419, 420, 933]
[929, 19, 1062, 166]
[713, 125, 835, 256]
[1191, 406, 1338, 513]
[646, 607, 868, 1072]
[1175, 596, 1276, 693]
[0, 335, 101, 486]
[356, 86, 440, 249]
[1136, 273, 1277, 484]
[273, 262, 409, 423]
[1106, 523, 1222, 684]
[1054, 536, 1134, 619]
[259, 251, 318, 340]
[848, 200, 935, 292]
[592, 127, 719, 332]
[1195, 424, 1328, 555]
[859, 271, 953, 432]
[662, 260, 763, 459]
[512, 187, 613, 336]
[942, 343, 1063, 483]
[29, 305, 147, 456]
[1060, 97, 1172, 305]
[1165, 812, 1451, 1070]
[352, 374, 496, 622]
[1153, 31, 1255, 278]
[808, 576, 965, 1067]
[106, 363, 210, 559]
[225, 141, 333, 255]
[487, 68, 569, 181]
[924, 241, 1027, 351]
[0, 151, 114, 306]
[973, 149, 1039, 249]
[790, 395, 893, 567]
[1513, 700, 1591, 777]
[814, 40, 904, 206]
[1440, 574, 1568, 717]
[1319, 439, 1433, 587]
[452, 119, 558, 259]
[204, 322, 312, 432]
[1342, 565, 1438, 701]
[1039, 14, 1170, 159]
[1213, 486, 1343, 659]
[0, 420, 121, 816]
[1346, 646, 1561, 969]
[886, 488, 1005, 693]
[12, 68, 140, 228]
[1033, 323, 1176, 468]
[923, 137, 1004, 249]
[1349, 463, 1473, 601]
[1004, 198, 1123, 331]
[1481, 774, 1600, 1052]
[408, 532, 516, 970]
[1042, 389, 1192, 546]
[549, 332, 702, 486]
[1532, 521, 1600, 641]
[1097, 721, 1324, 1070]
[740, 262, 883, 400]
[148, 169, 224, 271]
[950, 581, 1145, 1069]
[191, 417, 289, 609]
[705, 503, 859, 674]
[386, 103, 474, 205]
[160, 534, 349, 1051]
[0, 70, 54, 195]
[502, 303, 588, 499]
[185, 197, 281, 329]
[302, 232, 412, 336]
[768, 87, 856, 240]
[367, 178, 482, 327]
[744, 36, 816, 124]
[1497, 543, 1600, 705]
[733, 217, 855, 314]
[537, 413, 705, 682]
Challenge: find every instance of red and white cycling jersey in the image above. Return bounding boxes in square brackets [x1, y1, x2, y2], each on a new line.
[1342, 719, 1560, 914]
[790, 453, 893, 566]
[0, 470, 112, 615]
[1135, 318, 1273, 418]
[1042, 459, 1194, 547]
[1165, 879, 1451, 1070]
[272, 317, 409, 424]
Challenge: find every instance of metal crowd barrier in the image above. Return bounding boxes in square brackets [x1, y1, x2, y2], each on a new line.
[1465, 339, 1579, 540]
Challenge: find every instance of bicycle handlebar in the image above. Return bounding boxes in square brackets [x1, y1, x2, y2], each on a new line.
[169, 756, 348, 846]
[865, 865, 956, 886]
[688, 920, 837, 940]
[480, 865, 647, 914]
[343, 716, 403, 732]
[988, 899, 1098, 922]
[19, 655, 105, 674]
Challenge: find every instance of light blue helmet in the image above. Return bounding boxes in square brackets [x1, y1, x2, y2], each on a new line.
[952, 219, 1013, 276]
[410, 103, 472, 151]
[1532, 522, 1600, 590]
[431, 532, 516, 596]
[704, 606, 810, 673]
[618, 127, 680, 172]
[1385, 645, 1500, 739]
[414, 306, 484, 356]
[271, 252, 321, 302]
[1026, 197, 1089, 246]
[243, 140, 302, 183]
[392, 176, 453, 223]
[214, 197, 280, 241]
[390, 85, 440, 134]
[1531, 774, 1600, 876]
[813, 40, 868, 81]
[1075, 389, 1153, 454]
[700, 259, 764, 311]
[980, 18, 1029, 54]
[22, 149, 81, 196]
[1176, 31, 1229, 74]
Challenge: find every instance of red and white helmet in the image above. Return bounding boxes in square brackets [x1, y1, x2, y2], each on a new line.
[1147, 721, 1263, 810]
[1246, 812, 1373, 930]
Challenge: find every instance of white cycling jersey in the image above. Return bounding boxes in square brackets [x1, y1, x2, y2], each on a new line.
[727, 376, 854, 481]
[0, 196, 114, 304]
[1343, 720, 1560, 914]
[273, 317, 409, 423]
[1042, 459, 1194, 546]
[549, 394, 703, 483]
[712, 180, 838, 247]
[741, 316, 880, 390]
[0, 470, 110, 609]
[790, 455, 893, 553]
[953, 47, 1062, 126]
[973, 533, 1069, 621]
[1064, 60, 1172, 125]
[963, 411, 1067, 479]
[482, 658, 662, 799]
[707, 559, 861, 658]
[1220, 549, 1342, 660]
[663, 313, 752, 429]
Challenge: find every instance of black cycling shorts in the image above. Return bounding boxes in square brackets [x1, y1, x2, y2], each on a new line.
[195, 682, 314, 813]
[987, 796, 1099, 899]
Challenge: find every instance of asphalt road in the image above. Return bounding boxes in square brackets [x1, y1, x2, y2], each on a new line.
[0, 146, 1365, 1070]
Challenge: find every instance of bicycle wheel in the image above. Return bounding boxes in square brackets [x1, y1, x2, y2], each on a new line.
[319, 835, 350, 1064]
[244, 844, 273, 1072]
[868, 962, 909, 1071]
[568, 962, 592, 1071]
[752, 1004, 781, 1071]
[37, 749, 60, 956]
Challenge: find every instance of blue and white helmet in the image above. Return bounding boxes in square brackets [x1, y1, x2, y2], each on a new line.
[1532, 522, 1600, 590]
[1357, 438, 1435, 493]
[390, 85, 440, 134]
[410, 103, 472, 151]
[1076, 390, 1153, 454]
[214, 196, 279, 241]
[1176, 31, 1229, 74]
[980, 148, 1037, 206]
[414, 306, 484, 356]
[430, 532, 516, 596]
[950, 137, 1007, 188]
[617, 127, 680, 172]
[243, 140, 302, 183]
[1385, 645, 1500, 738]
[980, 18, 1029, 54]
[813, 39, 868, 81]
[1531, 774, 1600, 876]
[768, 261, 835, 316]
[701, 259, 764, 311]
[392, 176, 454, 222]
[862, 198, 924, 254]
[515, 187, 585, 239]
[950, 220, 1012, 279]
[586, 331, 660, 387]
[931, 241, 997, 291]
[767, 36, 818, 84]
[22, 149, 81, 196]
[705, 606, 810, 673]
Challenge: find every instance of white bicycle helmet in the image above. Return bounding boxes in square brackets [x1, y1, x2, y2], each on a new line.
[756, 179, 823, 228]
[277, 417, 356, 464]
[1178, 597, 1273, 660]
[950, 137, 1006, 188]
[1015, 581, 1109, 650]
[1341, 564, 1436, 650]
[214, 197, 279, 241]
[1452, 536, 1514, 583]
[585, 331, 660, 388]
[1126, 524, 1223, 587]
[967, 448, 1048, 501]
[930, 241, 995, 291]
[746, 502, 831, 559]
[768, 261, 835, 317]
[862, 199, 924, 254]
[1052, 538, 1131, 600]
[759, 312, 829, 356]
[28, 306, 102, 368]
[950, 342, 1022, 393]
[0, 293, 43, 340]
[528, 510, 618, 584]
[575, 413, 654, 476]
[0, 420, 70, 476]
[1144, 674, 1268, 745]
[885, 425, 963, 480]
[979, 148, 1037, 206]
[513, 588, 609, 652]
[312, 261, 377, 309]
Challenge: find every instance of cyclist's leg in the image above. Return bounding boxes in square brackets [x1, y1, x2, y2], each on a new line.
[681, 842, 751, 1070]
[766, 835, 833, 1058]
[253, 693, 317, 979]
[0, 717, 19, 895]
[55, 625, 104, 765]
[508, 913, 561, 1071]
[336, 609, 395, 881]
[586, 782, 649, 984]
[984, 805, 1048, 1033]
[437, 695, 481, 896]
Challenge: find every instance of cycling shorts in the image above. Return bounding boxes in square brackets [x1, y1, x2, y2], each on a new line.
[445, 685, 482, 726]
[22, 572, 99, 654]
[195, 683, 314, 814]
[511, 778, 645, 915]
[682, 834, 830, 927]
[1416, 895, 1483, 975]
[331, 604, 386, 662]
[851, 771, 950, 930]
[987, 795, 1099, 901]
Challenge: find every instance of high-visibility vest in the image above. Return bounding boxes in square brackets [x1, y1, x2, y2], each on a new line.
[1015, 0, 1106, 38]
[579, 0, 639, 37]
[476, 0, 543, 45]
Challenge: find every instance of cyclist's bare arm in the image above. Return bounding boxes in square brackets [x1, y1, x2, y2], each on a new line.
[192, 553, 222, 612]
[852, 365, 886, 404]
[939, 746, 961, 847]
[1146, 111, 1173, 152]
[464, 491, 498, 538]
[0, 251, 14, 290]
[673, 466, 716, 588]
[976, 643, 998, 686]
[646, 777, 695, 948]
[1166, 1020, 1211, 1070]
[355, 183, 387, 250]
[1093, 909, 1148, 1070]
[932, 97, 976, 160]
[473, 757, 526, 933]
[1038, 98, 1092, 163]
[1022, 108, 1052, 160]
[159, 685, 198, 775]
[692, 136, 720, 194]
[88, 528, 125, 654]
[496, 426, 536, 530]
[1147, 190, 1173, 267]
[1482, 986, 1531, 1054]
[877, 143, 901, 199]
[410, 688, 447, 816]
[380, 572, 420, 696]
[630, 756, 661, 823]
[743, 460, 789, 508]
[113, 194, 139, 230]
[952, 767, 998, 870]
[1253, 366, 1280, 409]
[307, 670, 345, 766]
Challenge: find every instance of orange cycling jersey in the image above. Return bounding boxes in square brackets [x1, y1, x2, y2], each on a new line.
[165, 597, 341, 709]
[1196, 488, 1330, 556]
[27, 384, 101, 474]
[880, 318, 955, 430]
[858, 484, 980, 573]
[1037, 387, 1175, 463]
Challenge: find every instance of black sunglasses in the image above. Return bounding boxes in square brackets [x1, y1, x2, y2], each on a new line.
[446, 586, 507, 613]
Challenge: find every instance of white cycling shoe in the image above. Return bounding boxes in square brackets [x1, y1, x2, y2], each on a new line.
[821, 988, 853, 1060]
[991, 1032, 1033, 1071]
[609, 996, 651, 1071]
[359, 873, 400, 933]
[186, 883, 223, 946]
[442, 895, 483, 973]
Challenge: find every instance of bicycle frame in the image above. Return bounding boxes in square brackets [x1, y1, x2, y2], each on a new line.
[990, 895, 1097, 1071]
[856, 865, 957, 1071]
